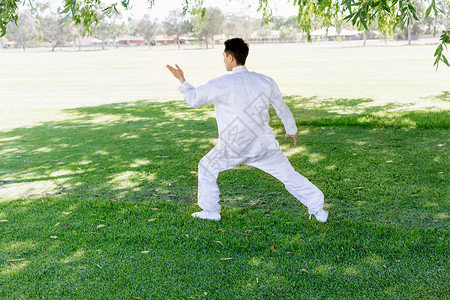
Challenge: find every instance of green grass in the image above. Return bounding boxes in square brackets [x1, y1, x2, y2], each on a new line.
[0, 97, 448, 298]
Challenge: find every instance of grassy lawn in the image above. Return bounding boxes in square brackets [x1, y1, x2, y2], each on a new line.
[0, 96, 448, 299]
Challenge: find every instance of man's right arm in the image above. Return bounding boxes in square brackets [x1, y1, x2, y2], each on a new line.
[269, 79, 298, 136]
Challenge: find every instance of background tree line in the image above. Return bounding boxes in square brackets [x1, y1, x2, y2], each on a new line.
[1, 1, 449, 52]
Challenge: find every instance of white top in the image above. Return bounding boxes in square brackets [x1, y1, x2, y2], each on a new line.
[178, 65, 297, 157]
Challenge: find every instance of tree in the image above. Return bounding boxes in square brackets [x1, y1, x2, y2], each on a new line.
[135, 15, 158, 49]
[0, 36, 7, 50]
[0, 0, 448, 66]
[279, 25, 298, 41]
[163, 9, 189, 49]
[40, 15, 77, 51]
[6, 9, 37, 51]
[225, 14, 261, 40]
[192, 7, 225, 48]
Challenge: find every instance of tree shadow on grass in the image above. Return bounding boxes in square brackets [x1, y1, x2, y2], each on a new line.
[0, 97, 448, 229]
[0, 101, 216, 204]
[422, 90, 450, 102]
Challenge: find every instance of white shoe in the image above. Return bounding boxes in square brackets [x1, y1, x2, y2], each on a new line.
[191, 210, 221, 221]
[310, 209, 328, 223]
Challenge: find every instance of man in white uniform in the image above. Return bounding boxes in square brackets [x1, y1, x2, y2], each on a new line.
[166, 38, 328, 222]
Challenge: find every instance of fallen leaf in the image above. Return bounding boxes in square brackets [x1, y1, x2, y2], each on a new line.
[220, 258, 233, 260]
[62, 211, 72, 215]
[350, 248, 356, 252]
[49, 236, 58, 239]
[215, 241, 223, 246]
[141, 251, 150, 254]
[150, 208, 158, 211]
[386, 161, 393, 163]
[189, 171, 197, 175]
[439, 237, 444, 240]
[353, 187, 364, 189]
[395, 260, 401, 262]
[96, 224, 107, 228]
[352, 153, 358, 156]
[0, 219, 8, 223]
[270, 246, 275, 252]
[54, 222, 60, 226]
[301, 268, 309, 273]
[7, 258, 26, 262]
[135, 297, 143, 300]
[382, 265, 387, 268]
[148, 219, 157, 222]
[96, 264, 102, 269]
[204, 292, 208, 296]
[245, 230, 253, 233]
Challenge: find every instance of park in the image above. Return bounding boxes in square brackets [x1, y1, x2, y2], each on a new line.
[0, 40, 448, 298]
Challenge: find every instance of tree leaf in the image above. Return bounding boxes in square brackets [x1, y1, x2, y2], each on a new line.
[96, 224, 107, 228]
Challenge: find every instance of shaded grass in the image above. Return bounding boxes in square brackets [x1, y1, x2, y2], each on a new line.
[0, 97, 449, 298]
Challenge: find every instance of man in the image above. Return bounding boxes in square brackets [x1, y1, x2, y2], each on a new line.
[166, 38, 328, 222]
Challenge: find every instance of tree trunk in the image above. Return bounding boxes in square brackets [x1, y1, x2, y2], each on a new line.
[408, 23, 411, 45]
[52, 42, 58, 52]
[101, 40, 105, 50]
[78, 36, 81, 51]
[363, 31, 366, 46]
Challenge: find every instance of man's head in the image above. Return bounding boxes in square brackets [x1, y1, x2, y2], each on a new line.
[223, 38, 249, 71]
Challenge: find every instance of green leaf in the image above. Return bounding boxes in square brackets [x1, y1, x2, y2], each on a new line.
[434, 44, 442, 56]
[60, 7, 70, 14]
[425, 5, 432, 18]
[442, 55, 449, 67]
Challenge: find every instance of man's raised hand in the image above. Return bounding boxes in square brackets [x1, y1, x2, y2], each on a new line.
[285, 134, 297, 147]
[166, 64, 185, 84]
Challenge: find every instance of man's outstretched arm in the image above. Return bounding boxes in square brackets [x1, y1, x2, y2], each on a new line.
[166, 64, 185, 84]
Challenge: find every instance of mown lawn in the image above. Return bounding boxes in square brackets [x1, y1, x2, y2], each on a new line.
[0, 97, 448, 299]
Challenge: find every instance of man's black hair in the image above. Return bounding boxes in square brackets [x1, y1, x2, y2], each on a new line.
[224, 38, 249, 65]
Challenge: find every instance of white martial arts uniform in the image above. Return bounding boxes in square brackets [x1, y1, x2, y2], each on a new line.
[178, 65, 324, 215]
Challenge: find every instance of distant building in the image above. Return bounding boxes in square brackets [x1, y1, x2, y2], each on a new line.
[310, 27, 362, 41]
[117, 35, 144, 46]
[3, 41, 19, 49]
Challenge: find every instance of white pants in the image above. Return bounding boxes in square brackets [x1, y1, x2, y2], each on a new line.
[197, 146, 324, 214]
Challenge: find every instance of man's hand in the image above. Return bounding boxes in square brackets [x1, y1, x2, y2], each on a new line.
[166, 64, 185, 84]
[285, 134, 297, 147]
